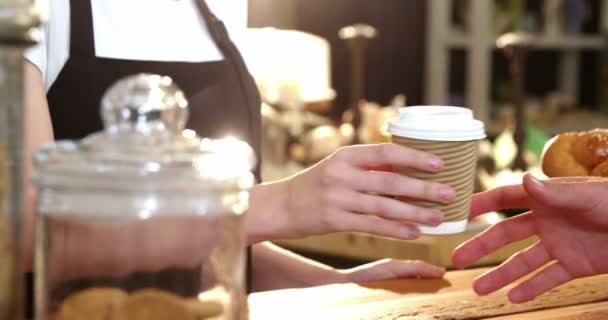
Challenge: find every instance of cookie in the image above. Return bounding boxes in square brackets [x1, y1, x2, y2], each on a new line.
[114, 289, 194, 320]
[185, 298, 223, 319]
[57, 287, 128, 320]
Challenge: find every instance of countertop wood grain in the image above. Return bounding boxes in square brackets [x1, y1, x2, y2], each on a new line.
[249, 268, 608, 320]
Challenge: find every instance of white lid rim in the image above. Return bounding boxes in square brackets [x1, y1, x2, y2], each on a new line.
[387, 106, 487, 142]
[388, 124, 487, 142]
[390, 132, 487, 142]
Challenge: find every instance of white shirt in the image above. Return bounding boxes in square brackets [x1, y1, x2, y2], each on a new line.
[25, 0, 248, 92]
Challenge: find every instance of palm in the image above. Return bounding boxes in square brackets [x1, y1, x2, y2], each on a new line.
[534, 209, 608, 278]
[453, 175, 608, 303]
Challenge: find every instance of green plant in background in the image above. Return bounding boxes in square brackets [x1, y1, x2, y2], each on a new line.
[510, 0, 525, 31]
[494, 0, 525, 34]
[525, 124, 551, 158]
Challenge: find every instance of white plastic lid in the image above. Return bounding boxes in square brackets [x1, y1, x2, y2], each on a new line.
[387, 106, 486, 141]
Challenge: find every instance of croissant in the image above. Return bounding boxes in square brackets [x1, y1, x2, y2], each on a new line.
[542, 129, 608, 178]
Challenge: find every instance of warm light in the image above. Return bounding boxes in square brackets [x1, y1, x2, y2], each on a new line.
[182, 129, 197, 140]
[197, 286, 229, 304]
[241, 28, 336, 104]
[137, 197, 159, 219]
[485, 212, 502, 225]
[194, 137, 255, 182]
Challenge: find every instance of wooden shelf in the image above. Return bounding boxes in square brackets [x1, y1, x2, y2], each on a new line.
[528, 35, 603, 50]
[446, 33, 604, 50]
[445, 32, 471, 48]
[427, 0, 608, 125]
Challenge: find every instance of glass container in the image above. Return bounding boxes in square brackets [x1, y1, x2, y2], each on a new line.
[34, 74, 255, 320]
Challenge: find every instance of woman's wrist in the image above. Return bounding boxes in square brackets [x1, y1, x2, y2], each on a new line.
[250, 242, 347, 291]
[245, 179, 292, 245]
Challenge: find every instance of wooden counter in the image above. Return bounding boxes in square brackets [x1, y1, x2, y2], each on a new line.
[249, 268, 608, 320]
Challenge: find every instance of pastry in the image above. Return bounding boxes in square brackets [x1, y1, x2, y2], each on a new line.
[114, 289, 194, 320]
[56, 286, 223, 320]
[185, 298, 223, 319]
[543, 129, 608, 178]
[57, 288, 128, 320]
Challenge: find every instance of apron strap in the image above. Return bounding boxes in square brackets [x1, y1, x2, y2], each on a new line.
[195, 0, 261, 295]
[69, 0, 96, 57]
[195, 0, 230, 50]
[195, 0, 261, 170]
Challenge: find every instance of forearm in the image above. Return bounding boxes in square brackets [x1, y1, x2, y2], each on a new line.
[245, 179, 293, 245]
[250, 242, 345, 292]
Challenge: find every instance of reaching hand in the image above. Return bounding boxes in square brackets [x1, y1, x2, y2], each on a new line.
[264, 143, 455, 242]
[452, 174, 608, 303]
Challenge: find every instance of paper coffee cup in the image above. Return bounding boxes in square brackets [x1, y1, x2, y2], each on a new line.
[387, 106, 486, 235]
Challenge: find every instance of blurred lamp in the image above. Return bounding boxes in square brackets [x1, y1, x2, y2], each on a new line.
[240, 28, 336, 106]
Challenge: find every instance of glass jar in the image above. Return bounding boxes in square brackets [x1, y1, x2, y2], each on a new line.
[33, 74, 255, 320]
[0, 48, 27, 320]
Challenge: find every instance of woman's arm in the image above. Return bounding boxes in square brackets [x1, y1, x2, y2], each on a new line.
[251, 242, 341, 292]
[251, 242, 445, 292]
[245, 144, 453, 245]
[22, 62, 447, 289]
[246, 143, 454, 292]
[23, 61, 54, 270]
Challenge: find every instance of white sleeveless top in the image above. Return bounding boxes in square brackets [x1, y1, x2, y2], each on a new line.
[25, 0, 248, 92]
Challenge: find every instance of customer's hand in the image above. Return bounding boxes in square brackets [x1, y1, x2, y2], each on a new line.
[452, 174, 608, 303]
[250, 143, 455, 243]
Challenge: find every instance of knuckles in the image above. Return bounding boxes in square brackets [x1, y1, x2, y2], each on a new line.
[378, 143, 397, 160]
[381, 173, 403, 194]
[319, 162, 345, 187]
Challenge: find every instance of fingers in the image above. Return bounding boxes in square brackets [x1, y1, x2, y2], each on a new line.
[336, 143, 444, 173]
[473, 241, 551, 296]
[523, 174, 607, 211]
[335, 211, 421, 240]
[344, 169, 455, 204]
[509, 262, 574, 304]
[348, 259, 446, 283]
[384, 259, 446, 279]
[336, 189, 444, 226]
[452, 212, 536, 269]
[469, 184, 531, 219]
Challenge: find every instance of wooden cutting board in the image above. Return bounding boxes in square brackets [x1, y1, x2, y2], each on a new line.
[249, 269, 608, 320]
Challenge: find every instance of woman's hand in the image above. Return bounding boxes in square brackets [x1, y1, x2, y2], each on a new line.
[340, 259, 445, 283]
[251, 243, 444, 291]
[247, 143, 456, 243]
[452, 174, 608, 304]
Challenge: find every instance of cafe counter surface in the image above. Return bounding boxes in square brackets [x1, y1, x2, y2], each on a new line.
[249, 268, 608, 320]
[275, 225, 536, 269]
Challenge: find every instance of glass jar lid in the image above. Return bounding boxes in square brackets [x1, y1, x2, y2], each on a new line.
[34, 74, 256, 192]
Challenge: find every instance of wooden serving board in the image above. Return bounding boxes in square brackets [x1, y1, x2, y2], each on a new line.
[249, 269, 608, 320]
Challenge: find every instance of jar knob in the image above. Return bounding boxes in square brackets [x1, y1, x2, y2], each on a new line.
[101, 74, 189, 134]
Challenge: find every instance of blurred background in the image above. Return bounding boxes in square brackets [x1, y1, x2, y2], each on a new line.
[242, 0, 608, 269]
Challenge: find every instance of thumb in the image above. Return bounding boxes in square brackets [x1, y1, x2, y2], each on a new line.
[523, 174, 606, 211]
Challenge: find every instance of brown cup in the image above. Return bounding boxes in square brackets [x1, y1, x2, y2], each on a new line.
[392, 136, 479, 234]
[387, 106, 486, 235]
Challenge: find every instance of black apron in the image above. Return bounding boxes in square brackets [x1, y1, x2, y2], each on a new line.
[26, 0, 260, 316]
